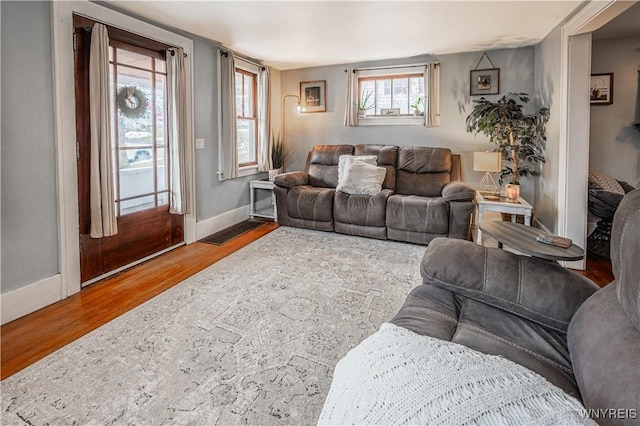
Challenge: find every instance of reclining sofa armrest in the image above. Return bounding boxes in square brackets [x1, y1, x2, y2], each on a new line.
[273, 172, 309, 189]
[442, 181, 476, 202]
[421, 238, 599, 332]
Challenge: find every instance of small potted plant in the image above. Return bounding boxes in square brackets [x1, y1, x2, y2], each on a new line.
[356, 90, 375, 117]
[269, 132, 288, 181]
[410, 96, 423, 116]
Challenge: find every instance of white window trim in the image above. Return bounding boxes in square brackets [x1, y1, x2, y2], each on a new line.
[235, 58, 262, 172]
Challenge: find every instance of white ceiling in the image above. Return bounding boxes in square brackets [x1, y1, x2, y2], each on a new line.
[107, 1, 584, 70]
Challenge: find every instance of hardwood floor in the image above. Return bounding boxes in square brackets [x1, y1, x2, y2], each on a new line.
[0, 220, 279, 381]
[573, 253, 614, 287]
[1, 223, 612, 381]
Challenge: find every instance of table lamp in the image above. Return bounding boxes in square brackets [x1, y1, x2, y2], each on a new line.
[474, 151, 501, 195]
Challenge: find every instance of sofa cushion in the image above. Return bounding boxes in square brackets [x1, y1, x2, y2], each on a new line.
[286, 186, 335, 222]
[421, 238, 599, 333]
[354, 145, 399, 190]
[386, 195, 449, 234]
[610, 189, 640, 331]
[337, 155, 377, 187]
[396, 147, 452, 197]
[336, 161, 387, 196]
[391, 285, 581, 398]
[273, 171, 309, 189]
[307, 145, 354, 188]
[568, 283, 640, 423]
[334, 189, 391, 228]
[442, 182, 476, 202]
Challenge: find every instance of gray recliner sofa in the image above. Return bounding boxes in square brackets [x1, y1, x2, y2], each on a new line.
[273, 144, 476, 244]
[389, 189, 640, 424]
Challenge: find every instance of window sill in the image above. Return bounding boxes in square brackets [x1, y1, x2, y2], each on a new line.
[358, 116, 425, 126]
[237, 165, 262, 178]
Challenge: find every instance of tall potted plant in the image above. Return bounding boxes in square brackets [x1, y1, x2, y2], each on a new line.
[269, 132, 288, 181]
[466, 93, 549, 196]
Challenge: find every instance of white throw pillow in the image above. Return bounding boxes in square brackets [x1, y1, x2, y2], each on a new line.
[337, 160, 387, 195]
[338, 155, 377, 186]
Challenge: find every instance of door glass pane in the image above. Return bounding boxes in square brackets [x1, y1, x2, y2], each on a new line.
[157, 148, 167, 191]
[237, 118, 256, 165]
[117, 49, 152, 70]
[111, 46, 168, 216]
[158, 192, 168, 206]
[156, 74, 166, 147]
[119, 157, 154, 198]
[120, 195, 155, 215]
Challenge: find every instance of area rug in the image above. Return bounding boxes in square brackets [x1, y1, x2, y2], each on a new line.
[1, 227, 425, 425]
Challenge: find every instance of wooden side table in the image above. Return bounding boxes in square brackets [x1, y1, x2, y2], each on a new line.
[249, 178, 277, 222]
[476, 192, 532, 245]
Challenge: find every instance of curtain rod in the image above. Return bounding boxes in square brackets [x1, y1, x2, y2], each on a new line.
[345, 62, 440, 73]
[82, 24, 187, 58]
[219, 49, 266, 71]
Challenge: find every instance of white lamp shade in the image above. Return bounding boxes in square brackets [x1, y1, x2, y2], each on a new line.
[473, 152, 502, 173]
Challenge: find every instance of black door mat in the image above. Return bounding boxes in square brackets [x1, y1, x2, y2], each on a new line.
[200, 219, 265, 246]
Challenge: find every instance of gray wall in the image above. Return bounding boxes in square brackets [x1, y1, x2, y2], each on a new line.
[1, 1, 60, 294]
[534, 23, 563, 233]
[589, 35, 640, 188]
[280, 47, 537, 200]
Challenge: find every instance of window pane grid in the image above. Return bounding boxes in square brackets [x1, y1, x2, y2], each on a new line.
[359, 73, 425, 117]
[235, 68, 258, 166]
[111, 46, 169, 216]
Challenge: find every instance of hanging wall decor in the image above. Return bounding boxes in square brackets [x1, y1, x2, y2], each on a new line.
[590, 73, 614, 105]
[300, 80, 327, 113]
[117, 85, 148, 118]
[470, 52, 500, 96]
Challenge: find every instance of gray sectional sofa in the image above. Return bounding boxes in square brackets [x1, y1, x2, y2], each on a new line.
[273, 144, 476, 244]
[320, 190, 640, 424]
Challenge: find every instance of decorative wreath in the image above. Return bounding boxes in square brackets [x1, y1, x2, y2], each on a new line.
[117, 85, 148, 119]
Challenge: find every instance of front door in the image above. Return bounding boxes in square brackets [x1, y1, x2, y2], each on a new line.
[74, 16, 183, 284]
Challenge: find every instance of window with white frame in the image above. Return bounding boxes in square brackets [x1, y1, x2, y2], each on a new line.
[354, 64, 439, 126]
[235, 67, 257, 167]
[359, 73, 425, 116]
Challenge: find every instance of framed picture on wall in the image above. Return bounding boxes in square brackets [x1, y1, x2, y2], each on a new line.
[470, 68, 500, 96]
[300, 80, 326, 113]
[590, 73, 613, 105]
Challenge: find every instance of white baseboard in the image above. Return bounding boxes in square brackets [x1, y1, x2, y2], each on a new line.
[195, 199, 272, 240]
[1, 274, 63, 325]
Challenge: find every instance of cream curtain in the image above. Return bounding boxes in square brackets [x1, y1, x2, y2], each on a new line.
[166, 47, 192, 215]
[426, 63, 440, 127]
[89, 23, 117, 238]
[344, 67, 358, 126]
[258, 66, 271, 171]
[217, 50, 237, 181]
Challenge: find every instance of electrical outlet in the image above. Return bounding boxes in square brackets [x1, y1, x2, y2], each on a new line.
[195, 138, 205, 150]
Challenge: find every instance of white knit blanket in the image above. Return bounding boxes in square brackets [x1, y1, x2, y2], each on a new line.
[318, 323, 596, 425]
